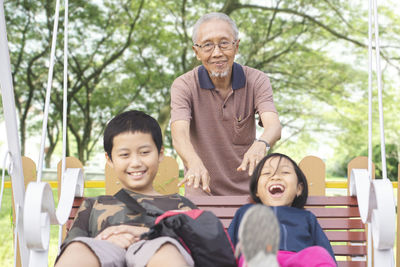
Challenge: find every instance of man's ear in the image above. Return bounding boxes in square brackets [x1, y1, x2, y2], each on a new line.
[192, 46, 201, 61]
[158, 146, 165, 163]
[105, 152, 113, 167]
[296, 183, 304, 197]
[235, 39, 240, 52]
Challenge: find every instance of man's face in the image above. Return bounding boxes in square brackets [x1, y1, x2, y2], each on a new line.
[193, 19, 239, 79]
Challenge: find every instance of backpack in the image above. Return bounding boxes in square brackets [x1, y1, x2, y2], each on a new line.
[114, 189, 237, 267]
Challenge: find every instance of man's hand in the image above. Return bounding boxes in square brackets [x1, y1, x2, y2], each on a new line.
[178, 159, 211, 193]
[171, 120, 211, 193]
[95, 225, 149, 249]
[237, 140, 267, 176]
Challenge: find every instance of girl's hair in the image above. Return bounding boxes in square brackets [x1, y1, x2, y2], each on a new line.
[249, 153, 308, 209]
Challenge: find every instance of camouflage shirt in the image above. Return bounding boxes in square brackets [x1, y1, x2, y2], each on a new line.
[62, 189, 197, 249]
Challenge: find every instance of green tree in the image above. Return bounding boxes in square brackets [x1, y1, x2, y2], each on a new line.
[3, 0, 399, 170]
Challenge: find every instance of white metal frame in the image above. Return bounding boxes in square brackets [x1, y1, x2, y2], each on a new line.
[349, 0, 396, 266]
[0, 0, 396, 266]
[0, 0, 83, 266]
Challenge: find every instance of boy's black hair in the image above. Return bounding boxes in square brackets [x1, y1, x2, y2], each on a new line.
[249, 153, 308, 209]
[103, 110, 163, 159]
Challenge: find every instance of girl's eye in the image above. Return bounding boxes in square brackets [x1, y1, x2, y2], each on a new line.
[119, 153, 129, 157]
[140, 151, 150, 155]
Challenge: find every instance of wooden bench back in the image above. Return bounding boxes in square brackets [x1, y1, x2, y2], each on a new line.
[299, 155, 326, 196]
[21, 155, 391, 267]
[64, 155, 368, 267]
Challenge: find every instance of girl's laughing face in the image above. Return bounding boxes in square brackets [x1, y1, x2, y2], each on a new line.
[256, 156, 303, 207]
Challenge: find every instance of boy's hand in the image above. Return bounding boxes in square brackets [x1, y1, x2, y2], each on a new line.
[102, 233, 136, 249]
[95, 225, 149, 248]
[178, 159, 211, 193]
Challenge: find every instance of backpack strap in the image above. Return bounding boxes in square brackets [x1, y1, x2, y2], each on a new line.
[114, 189, 162, 217]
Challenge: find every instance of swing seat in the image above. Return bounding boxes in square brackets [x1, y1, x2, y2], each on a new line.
[189, 195, 366, 267]
[24, 155, 398, 267]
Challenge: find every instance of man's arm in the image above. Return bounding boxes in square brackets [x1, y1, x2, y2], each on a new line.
[171, 120, 210, 192]
[237, 111, 282, 175]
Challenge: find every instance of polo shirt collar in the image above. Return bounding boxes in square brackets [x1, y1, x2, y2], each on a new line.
[198, 62, 246, 90]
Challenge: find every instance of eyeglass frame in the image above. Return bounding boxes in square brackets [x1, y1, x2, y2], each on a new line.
[193, 40, 238, 53]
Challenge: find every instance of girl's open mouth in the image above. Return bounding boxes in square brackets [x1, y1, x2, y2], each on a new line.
[268, 184, 285, 196]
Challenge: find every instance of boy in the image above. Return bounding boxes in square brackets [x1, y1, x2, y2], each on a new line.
[56, 110, 196, 267]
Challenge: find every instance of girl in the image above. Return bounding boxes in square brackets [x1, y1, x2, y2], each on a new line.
[228, 153, 337, 267]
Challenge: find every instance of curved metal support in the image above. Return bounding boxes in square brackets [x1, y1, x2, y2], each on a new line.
[350, 169, 395, 266]
[0, 2, 29, 265]
[371, 179, 396, 250]
[23, 168, 83, 267]
[350, 169, 374, 222]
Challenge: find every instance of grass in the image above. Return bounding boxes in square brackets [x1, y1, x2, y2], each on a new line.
[0, 187, 105, 267]
[0, 188, 13, 267]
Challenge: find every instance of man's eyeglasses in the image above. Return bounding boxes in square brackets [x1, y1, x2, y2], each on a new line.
[194, 40, 237, 53]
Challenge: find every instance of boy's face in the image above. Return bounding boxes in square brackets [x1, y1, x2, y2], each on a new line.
[256, 157, 303, 207]
[106, 131, 163, 195]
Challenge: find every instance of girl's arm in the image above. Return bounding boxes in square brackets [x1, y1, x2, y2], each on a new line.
[227, 204, 253, 247]
[309, 212, 336, 261]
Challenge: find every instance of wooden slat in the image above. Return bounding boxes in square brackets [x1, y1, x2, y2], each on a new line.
[318, 219, 364, 230]
[325, 231, 366, 242]
[333, 245, 367, 256]
[306, 207, 361, 218]
[195, 207, 241, 218]
[69, 207, 80, 219]
[337, 262, 367, 267]
[73, 197, 85, 206]
[66, 220, 74, 231]
[189, 195, 251, 206]
[306, 196, 359, 206]
[191, 195, 360, 207]
[299, 156, 326, 196]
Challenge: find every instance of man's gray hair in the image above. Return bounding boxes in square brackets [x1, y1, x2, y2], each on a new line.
[192, 12, 239, 43]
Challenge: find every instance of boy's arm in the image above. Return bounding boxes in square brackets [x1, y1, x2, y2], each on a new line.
[59, 198, 94, 251]
[95, 225, 149, 249]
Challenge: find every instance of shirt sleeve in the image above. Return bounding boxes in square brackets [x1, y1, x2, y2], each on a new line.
[309, 212, 336, 262]
[253, 72, 277, 115]
[170, 75, 193, 123]
[56, 198, 95, 263]
[228, 204, 253, 247]
[60, 198, 94, 249]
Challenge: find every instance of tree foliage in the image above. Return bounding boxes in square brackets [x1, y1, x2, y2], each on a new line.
[3, 0, 399, 173]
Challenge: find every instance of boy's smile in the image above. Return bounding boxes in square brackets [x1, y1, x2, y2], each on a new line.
[256, 157, 303, 207]
[106, 131, 164, 195]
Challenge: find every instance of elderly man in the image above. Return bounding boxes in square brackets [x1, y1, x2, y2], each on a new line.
[170, 12, 281, 196]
